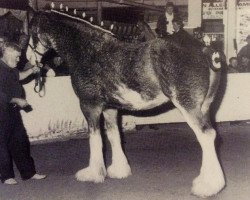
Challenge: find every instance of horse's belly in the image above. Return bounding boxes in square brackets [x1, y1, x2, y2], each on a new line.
[112, 84, 168, 110]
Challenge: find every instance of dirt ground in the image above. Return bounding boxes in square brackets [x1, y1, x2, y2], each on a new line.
[1, 122, 249, 200]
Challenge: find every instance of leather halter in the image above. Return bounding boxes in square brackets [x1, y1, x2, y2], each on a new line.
[28, 44, 45, 56]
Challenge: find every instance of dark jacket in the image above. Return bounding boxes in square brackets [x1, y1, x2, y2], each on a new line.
[156, 13, 178, 38]
[237, 44, 250, 71]
[171, 29, 204, 49]
[238, 44, 250, 60]
[0, 59, 23, 119]
[227, 64, 239, 73]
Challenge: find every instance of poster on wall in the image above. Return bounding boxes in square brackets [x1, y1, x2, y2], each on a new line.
[202, 0, 223, 19]
[237, 0, 250, 51]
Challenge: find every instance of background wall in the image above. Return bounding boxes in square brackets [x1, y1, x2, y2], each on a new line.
[22, 73, 250, 141]
[36, 0, 188, 9]
[187, 0, 202, 28]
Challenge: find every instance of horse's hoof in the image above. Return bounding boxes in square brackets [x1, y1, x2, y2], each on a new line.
[107, 162, 132, 179]
[191, 174, 225, 198]
[75, 166, 107, 183]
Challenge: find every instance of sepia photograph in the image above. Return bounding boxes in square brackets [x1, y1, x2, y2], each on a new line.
[0, 0, 249, 199]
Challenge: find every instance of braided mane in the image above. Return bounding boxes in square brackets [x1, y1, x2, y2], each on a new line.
[50, 9, 115, 36]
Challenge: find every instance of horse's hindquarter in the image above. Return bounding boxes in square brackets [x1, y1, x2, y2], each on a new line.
[150, 39, 211, 109]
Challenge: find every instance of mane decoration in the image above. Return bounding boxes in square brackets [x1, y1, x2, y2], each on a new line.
[49, 2, 115, 36]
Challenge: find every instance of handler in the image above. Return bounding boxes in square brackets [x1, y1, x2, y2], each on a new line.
[0, 41, 46, 185]
[156, 2, 179, 38]
[171, 18, 203, 49]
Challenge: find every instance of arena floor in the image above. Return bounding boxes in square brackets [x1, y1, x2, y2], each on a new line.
[1, 122, 250, 200]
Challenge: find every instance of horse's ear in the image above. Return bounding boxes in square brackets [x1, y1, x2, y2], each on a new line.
[27, 8, 37, 29]
[28, 0, 39, 11]
[28, 10, 40, 34]
[27, 4, 38, 19]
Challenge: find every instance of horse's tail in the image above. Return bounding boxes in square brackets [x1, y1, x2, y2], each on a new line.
[211, 51, 222, 71]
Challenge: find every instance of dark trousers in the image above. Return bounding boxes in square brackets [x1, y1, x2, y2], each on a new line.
[0, 106, 36, 182]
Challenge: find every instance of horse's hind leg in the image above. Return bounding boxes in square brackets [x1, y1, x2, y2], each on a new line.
[75, 103, 107, 183]
[103, 109, 132, 179]
[173, 101, 225, 198]
[201, 68, 221, 120]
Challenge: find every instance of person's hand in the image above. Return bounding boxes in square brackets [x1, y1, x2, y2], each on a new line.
[31, 66, 41, 74]
[11, 98, 29, 108]
[15, 98, 29, 108]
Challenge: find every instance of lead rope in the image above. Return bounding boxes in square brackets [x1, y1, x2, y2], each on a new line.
[31, 46, 46, 97]
[28, 43, 46, 97]
[34, 61, 46, 97]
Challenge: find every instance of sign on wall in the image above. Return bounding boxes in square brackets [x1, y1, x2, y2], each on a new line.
[202, 0, 223, 19]
[236, 0, 250, 51]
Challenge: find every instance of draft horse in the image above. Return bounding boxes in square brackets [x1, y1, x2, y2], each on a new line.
[26, 11, 225, 198]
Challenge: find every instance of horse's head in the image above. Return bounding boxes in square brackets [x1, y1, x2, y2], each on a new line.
[26, 10, 116, 68]
[26, 13, 53, 66]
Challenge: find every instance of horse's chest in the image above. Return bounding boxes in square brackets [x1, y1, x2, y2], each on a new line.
[112, 84, 168, 110]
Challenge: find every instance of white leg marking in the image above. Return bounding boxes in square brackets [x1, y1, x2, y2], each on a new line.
[106, 127, 132, 179]
[76, 129, 106, 183]
[104, 110, 132, 179]
[191, 129, 225, 198]
[174, 102, 225, 197]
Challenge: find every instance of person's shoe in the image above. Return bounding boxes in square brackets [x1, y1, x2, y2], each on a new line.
[31, 174, 47, 180]
[4, 178, 18, 185]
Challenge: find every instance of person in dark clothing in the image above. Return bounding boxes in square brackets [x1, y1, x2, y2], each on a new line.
[156, 2, 180, 38]
[227, 57, 239, 73]
[193, 27, 203, 43]
[0, 42, 46, 185]
[237, 35, 250, 72]
[136, 20, 156, 42]
[0, 35, 8, 57]
[171, 18, 203, 49]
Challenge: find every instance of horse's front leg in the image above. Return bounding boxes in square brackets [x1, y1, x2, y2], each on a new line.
[76, 103, 106, 183]
[103, 109, 132, 179]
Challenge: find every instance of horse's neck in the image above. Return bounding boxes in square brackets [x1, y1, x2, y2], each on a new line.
[63, 19, 111, 40]
[44, 20, 110, 72]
